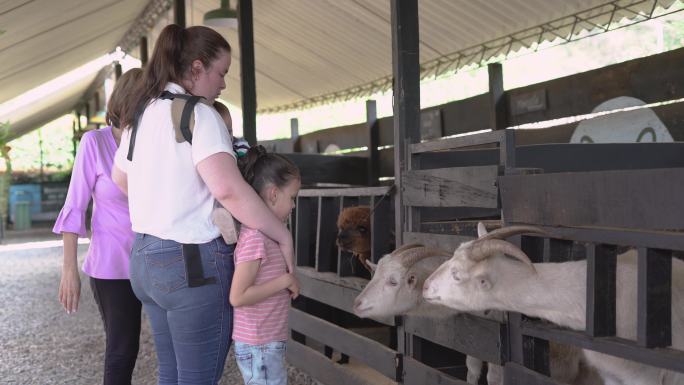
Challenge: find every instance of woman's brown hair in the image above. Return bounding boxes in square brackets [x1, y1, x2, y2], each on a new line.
[239, 145, 300, 194]
[120, 24, 231, 129]
[106, 68, 143, 128]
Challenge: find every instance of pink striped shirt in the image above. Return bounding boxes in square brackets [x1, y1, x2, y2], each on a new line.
[232, 227, 290, 344]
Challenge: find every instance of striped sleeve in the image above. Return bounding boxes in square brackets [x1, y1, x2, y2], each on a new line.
[234, 228, 267, 264]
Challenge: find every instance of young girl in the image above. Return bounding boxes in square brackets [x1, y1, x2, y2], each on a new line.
[230, 145, 301, 385]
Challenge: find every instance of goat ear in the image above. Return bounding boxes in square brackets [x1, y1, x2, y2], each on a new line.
[477, 222, 488, 238]
[476, 274, 492, 291]
[367, 261, 377, 273]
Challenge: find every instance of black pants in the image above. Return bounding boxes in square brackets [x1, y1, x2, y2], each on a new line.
[90, 277, 142, 385]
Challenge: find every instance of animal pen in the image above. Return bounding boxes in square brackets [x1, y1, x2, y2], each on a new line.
[283, 3, 684, 385]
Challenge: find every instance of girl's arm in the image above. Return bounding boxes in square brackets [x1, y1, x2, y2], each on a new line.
[229, 260, 294, 307]
[197, 153, 294, 272]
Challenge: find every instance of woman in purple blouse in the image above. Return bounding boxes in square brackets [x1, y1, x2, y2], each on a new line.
[54, 68, 142, 385]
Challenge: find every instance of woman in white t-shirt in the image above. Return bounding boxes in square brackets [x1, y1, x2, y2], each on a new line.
[112, 24, 296, 385]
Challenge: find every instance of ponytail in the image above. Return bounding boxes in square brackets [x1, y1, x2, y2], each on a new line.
[120, 24, 231, 129]
[239, 145, 300, 194]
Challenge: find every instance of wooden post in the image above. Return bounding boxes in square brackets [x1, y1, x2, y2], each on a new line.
[140, 36, 149, 67]
[367, 100, 379, 186]
[390, 0, 420, 247]
[391, 0, 420, 362]
[238, 0, 257, 145]
[174, 0, 185, 27]
[290, 118, 299, 140]
[488, 62, 506, 130]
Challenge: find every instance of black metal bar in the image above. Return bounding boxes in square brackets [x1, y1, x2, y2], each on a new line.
[371, 194, 394, 263]
[238, 0, 257, 145]
[174, 0, 185, 27]
[586, 243, 617, 337]
[367, 100, 379, 186]
[295, 197, 316, 268]
[488, 63, 507, 130]
[316, 197, 339, 273]
[637, 247, 672, 348]
[391, 0, 420, 247]
[140, 36, 148, 66]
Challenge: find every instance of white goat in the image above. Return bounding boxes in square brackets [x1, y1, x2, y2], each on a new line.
[353, 244, 497, 384]
[423, 223, 684, 385]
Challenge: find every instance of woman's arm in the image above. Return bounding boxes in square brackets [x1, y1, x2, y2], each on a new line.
[59, 232, 81, 313]
[197, 153, 294, 272]
[229, 260, 294, 307]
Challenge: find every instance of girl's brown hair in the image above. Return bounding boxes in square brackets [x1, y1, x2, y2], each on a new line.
[106, 68, 143, 128]
[120, 24, 231, 129]
[239, 145, 300, 193]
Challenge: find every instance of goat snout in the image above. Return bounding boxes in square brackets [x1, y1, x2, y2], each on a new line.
[422, 279, 440, 301]
[353, 297, 371, 313]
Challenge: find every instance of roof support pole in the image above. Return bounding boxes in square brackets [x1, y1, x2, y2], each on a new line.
[174, 0, 186, 27]
[391, 0, 421, 363]
[366, 100, 379, 186]
[114, 63, 123, 80]
[140, 36, 149, 67]
[238, 0, 257, 145]
[391, 0, 420, 247]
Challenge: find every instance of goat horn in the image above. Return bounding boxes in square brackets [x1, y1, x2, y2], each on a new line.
[467, 239, 536, 272]
[478, 225, 546, 241]
[399, 247, 451, 268]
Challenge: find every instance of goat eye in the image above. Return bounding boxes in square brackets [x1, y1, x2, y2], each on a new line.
[451, 270, 460, 282]
[388, 277, 398, 286]
[407, 275, 416, 285]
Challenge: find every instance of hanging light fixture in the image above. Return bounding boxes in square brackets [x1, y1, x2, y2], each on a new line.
[204, 0, 238, 29]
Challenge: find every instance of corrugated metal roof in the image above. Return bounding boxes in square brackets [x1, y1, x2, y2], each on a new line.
[0, 0, 680, 138]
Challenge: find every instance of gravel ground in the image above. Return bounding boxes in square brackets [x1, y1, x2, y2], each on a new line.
[0, 238, 321, 385]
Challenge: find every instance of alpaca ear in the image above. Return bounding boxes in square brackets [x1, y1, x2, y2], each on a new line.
[477, 222, 488, 238]
[476, 274, 492, 291]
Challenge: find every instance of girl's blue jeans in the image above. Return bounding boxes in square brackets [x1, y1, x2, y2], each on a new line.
[129, 233, 235, 385]
[234, 341, 288, 385]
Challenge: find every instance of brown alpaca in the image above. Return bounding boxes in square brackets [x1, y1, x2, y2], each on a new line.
[336, 206, 372, 272]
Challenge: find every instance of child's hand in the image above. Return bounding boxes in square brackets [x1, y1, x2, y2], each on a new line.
[287, 274, 300, 299]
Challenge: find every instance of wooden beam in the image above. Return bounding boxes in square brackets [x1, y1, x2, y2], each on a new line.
[402, 166, 499, 208]
[367, 100, 379, 186]
[238, 0, 257, 145]
[391, 0, 421, 247]
[402, 357, 467, 385]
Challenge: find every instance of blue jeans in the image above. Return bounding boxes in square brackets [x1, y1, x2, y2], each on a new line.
[129, 233, 235, 385]
[234, 341, 288, 385]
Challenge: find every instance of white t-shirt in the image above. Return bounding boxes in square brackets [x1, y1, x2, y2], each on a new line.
[114, 82, 236, 244]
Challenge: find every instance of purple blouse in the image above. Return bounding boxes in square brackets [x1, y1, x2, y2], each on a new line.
[53, 126, 134, 279]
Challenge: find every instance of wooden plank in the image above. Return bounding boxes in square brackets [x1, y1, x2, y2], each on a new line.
[289, 308, 401, 380]
[403, 232, 471, 253]
[403, 312, 505, 364]
[286, 340, 378, 385]
[402, 357, 467, 385]
[521, 320, 684, 373]
[283, 154, 368, 186]
[403, 166, 498, 208]
[316, 197, 340, 273]
[637, 247, 672, 348]
[499, 168, 684, 231]
[411, 130, 506, 154]
[586, 244, 617, 337]
[298, 186, 391, 198]
[504, 362, 565, 385]
[508, 223, 684, 252]
[296, 268, 396, 326]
